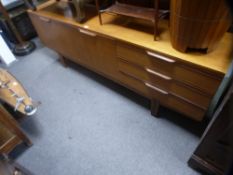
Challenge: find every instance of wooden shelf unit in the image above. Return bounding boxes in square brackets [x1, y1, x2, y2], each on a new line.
[0, 123, 21, 154]
[95, 0, 160, 40]
[0, 106, 31, 157]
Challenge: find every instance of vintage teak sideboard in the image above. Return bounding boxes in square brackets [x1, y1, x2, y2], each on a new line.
[28, 1, 233, 121]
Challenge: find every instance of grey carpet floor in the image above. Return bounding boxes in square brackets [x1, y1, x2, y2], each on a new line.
[7, 39, 203, 175]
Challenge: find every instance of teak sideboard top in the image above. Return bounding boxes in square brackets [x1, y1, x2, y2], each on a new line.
[29, 1, 233, 76]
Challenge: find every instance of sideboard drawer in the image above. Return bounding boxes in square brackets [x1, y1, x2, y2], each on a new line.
[119, 70, 205, 121]
[118, 59, 171, 91]
[118, 58, 211, 109]
[175, 65, 221, 95]
[170, 83, 211, 109]
[119, 71, 169, 103]
[167, 96, 205, 121]
[117, 42, 175, 77]
[117, 41, 222, 97]
[119, 71, 150, 98]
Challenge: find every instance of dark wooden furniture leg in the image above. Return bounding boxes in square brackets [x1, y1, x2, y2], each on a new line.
[151, 100, 160, 117]
[59, 54, 68, 67]
[154, 0, 159, 41]
[95, 0, 103, 25]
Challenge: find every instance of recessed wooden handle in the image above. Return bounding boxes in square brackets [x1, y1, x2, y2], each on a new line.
[79, 29, 97, 37]
[39, 17, 51, 23]
[145, 68, 172, 80]
[146, 51, 176, 63]
[145, 82, 169, 95]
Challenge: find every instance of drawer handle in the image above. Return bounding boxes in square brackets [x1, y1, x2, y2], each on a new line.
[145, 82, 169, 95]
[39, 17, 51, 23]
[145, 68, 172, 80]
[146, 51, 176, 63]
[79, 29, 97, 37]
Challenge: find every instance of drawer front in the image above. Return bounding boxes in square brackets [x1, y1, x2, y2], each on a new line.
[119, 71, 150, 98]
[175, 65, 221, 95]
[119, 71, 169, 102]
[120, 71, 205, 121]
[170, 83, 211, 109]
[167, 96, 205, 121]
[118, 59, 171, 91]
[117, 41, 222, 97]
[117, 42, 175, 77]
[118, 59, 211, 109]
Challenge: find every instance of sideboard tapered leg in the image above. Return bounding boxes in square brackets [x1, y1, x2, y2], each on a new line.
[151, 100, 160, 117]
[59, 54, 67, 67]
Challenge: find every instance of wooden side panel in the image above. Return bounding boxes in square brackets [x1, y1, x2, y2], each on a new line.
[95, 36, 119, 78]
[0, 106, 31, 155]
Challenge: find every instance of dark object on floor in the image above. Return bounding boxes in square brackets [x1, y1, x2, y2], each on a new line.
[188, 76, 233, 175]
[170, 0, 232, 53]
[0, 158, 33, 175]
[0, 1, 36, 56]
[13, 41, 36, 56]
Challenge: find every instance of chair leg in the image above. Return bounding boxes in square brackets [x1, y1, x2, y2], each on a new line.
[154, 21, 158, 41]
[99, 13, 103, 25]
[95, 0, 103, 25]
[154, 0, 160, 41]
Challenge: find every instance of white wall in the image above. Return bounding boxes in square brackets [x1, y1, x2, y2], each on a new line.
[0, 34, 16, 66]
